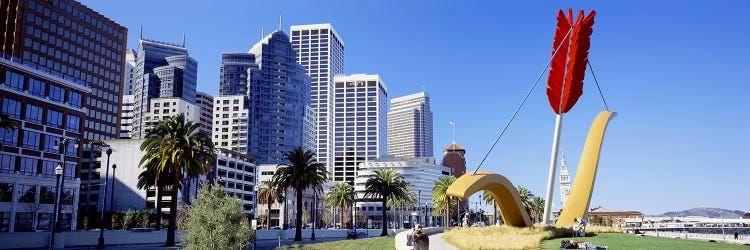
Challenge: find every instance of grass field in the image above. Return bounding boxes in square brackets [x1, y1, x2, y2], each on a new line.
[541, 233, 750, 250]
[274, 236, 395, 250]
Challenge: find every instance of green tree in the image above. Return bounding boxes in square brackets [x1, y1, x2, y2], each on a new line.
[139, 114, 215, 246]
[482, 190, 500, 226]
[182, 182, 253, 250]
[136, 163, 182, 230]
[0, 113, 19, 149]
[387, 187, 416, 229]
[257, 180, 283, 229]
[271, 147, 328, 241]
[326, 182, 353, 229]
[432, 176, 457, 227]
[530, 196, 545, 223]
[363, 169, 408, 236]
[515, 185, 534, 212]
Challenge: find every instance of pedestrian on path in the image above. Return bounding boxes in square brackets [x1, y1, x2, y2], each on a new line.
[414, 228, 430, 250]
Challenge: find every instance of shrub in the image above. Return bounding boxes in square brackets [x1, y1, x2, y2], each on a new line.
[442, 225, 577, 250]
[182, 182, 254, 250]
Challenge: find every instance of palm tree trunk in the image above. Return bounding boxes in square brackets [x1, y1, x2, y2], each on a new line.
[267, 200, 273, 229]
[294, 189, 303, 241]
[155, 183, 162, 230]
[381, 199, 388, 236]
[165, 173, 179, 246]
[400, 204, 404, 229]
[493, 204, 497, 226]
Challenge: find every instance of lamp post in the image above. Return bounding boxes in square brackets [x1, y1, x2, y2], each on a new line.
[351, 185, 357, 238]
[455, 197, 460, 227]
[417, 190, 421, 226]
[720, 211, 725, 239]
[97, 148, 112, 249]
[424, 203, 428, 227]
[53, 138, 78, 231]
[48, 165, 63, 250]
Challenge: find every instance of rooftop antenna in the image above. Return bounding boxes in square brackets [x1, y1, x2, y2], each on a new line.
[279, 15, 283, 31]
[422, 84, 425, 93]
[450, 120, 456, 144]
[261, 27, 265, 39]
[139, 25, 143, 39]
[182, 33, 186, 47]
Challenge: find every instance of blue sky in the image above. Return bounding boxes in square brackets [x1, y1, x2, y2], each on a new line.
[82, 0, 750, 215]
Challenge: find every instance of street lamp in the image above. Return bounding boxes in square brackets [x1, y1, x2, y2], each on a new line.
[48, 165, 63, 250]
[97, 147, 112, 249]
[417, 190, 421, 226]
[720, 211, 725, 239]
[424, 203, 428, 227]
[52, 138, 79, 231]
[351, 184, 357, 238]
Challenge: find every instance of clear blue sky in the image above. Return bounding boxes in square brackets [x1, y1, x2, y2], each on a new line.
[83, 0, 750, 215]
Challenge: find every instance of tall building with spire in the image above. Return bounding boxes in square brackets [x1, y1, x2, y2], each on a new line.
[387, 92, 433, 158]
[559, 154, 572, 207]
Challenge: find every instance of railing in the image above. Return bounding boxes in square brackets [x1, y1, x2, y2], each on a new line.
[0, 51, 88, 88]
[644, 231, 749, 242]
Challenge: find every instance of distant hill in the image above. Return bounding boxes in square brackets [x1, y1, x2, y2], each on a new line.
[655, 208, 745, 218]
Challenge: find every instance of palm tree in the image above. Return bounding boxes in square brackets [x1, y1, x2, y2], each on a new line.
[135, 164, 183, 230]
[530, 197, 545, 223]
[0, 113, 19, 149]
[257, 180, 284, 229]
[326, 182, 353, 229]
[387, 187, 415, 229]
[432, 176, 457, 227]
[271, 147, 328, 241]
[139, 114, 215, 246]
[363, 169, 408, 236]
[482, 190, 500, 226]
[516, 185, 534, 213]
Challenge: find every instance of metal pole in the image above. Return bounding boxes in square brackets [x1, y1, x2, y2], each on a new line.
[283, 189, 288, 230]
[55, 140, 67, 231]
[49, 169, 62, 250]
[417, 190, 421, 226]
[352, 188, 357, 237]
[543, 114, 564, 224]
[109, 165, 117, 219]
[456, 197, 459, 227]
[97, 148, 112, 249]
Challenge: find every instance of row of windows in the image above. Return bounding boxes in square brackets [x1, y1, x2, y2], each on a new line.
[0, 182, 75, 204]
[28, 0, 123, 50]
[0, 98, 80, 132]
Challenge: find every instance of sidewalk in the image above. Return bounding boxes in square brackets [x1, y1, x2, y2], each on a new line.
[429, 233, 457, 250]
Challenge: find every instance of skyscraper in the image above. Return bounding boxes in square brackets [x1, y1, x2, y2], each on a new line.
[290, 23, 345, 172]
[219, 30, 311, 164]
[0, 0, 127, 231]
[332, 74, 388, 182]
[131, 38, 197, 139]
[119, 94, 135, 139]
[123, 48, 136, 95]
[212, 95, 249, 153]
[196, 91, 213, 138]
[388, 92, 433, 158]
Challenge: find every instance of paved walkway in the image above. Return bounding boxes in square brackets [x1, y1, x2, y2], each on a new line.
[429, 233, 457, 250]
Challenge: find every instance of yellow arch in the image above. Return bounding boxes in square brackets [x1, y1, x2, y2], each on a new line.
[447, 171, 533, 227]
[556, 111, 616, 227]
[446, 111, 616, 228]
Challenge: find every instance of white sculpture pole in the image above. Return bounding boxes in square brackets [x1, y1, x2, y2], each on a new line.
[542, 113, 564, 224]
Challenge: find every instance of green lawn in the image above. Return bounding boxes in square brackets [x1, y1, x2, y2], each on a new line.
[274, 236, 395, 250]
[541, 233, 749, 250]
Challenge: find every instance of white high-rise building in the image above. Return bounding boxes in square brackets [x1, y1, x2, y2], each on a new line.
[332, 74, 388, 183]
[559, 155, 572, 208]
[141, 98, 202, 135]
[387, 92, 433, 158]
[290, 23, 345, 173]
[120, 95, 135, 139]
[212, 95, 249, 154]
[124, 48, 137, 95]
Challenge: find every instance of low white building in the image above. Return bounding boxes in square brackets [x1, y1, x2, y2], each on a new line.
[212, 95, 249, 153]
[355, 156, 452, 228]
[257, 164, 330, 229]
[209, 149, 257, 216]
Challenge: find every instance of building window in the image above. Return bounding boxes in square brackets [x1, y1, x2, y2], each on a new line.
[17, 185, 36, 203]
[3, 70, 24, 91]
[62, 188, 74, 205]
[47, 109, 63, 128]
[36, 213, 53, 231]
[0, 154, 14, 173]
[39, 186, 55, 204]
[42, 160, 56, 177]
[20, 157, 37, 176]
[0, 212, 7, 232]
[0, 127, 18, 147]
[67, 115, 80, 133]
[1, 98, 21, 119]
[28, 78, 45, 97]
[0, 183, 12, 202]
[25, 104, 43, 124]
[69, 91, 82, 108]
[22, 131, 40, 150]
[14, 212, 34, 232]
[49, 85, 65, 103]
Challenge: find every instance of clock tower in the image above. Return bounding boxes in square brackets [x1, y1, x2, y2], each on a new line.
[559, 154, 572, 208]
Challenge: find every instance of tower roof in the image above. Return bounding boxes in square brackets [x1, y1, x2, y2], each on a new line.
[444, 143, 465, 152]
